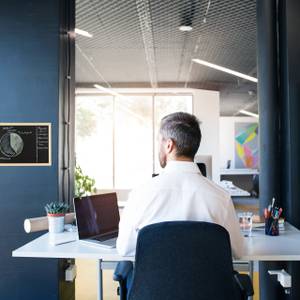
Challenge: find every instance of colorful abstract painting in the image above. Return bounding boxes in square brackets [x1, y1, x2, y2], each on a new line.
[235, 123, 259, 168]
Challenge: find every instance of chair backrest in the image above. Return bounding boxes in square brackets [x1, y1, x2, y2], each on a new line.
[128, 221, 238, 300]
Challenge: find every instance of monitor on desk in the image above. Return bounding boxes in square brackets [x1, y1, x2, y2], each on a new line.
[196, 163, 207, 177]
[194, 155, 212, 179]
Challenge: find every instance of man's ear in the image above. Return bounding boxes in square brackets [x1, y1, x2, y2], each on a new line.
[165, 138, 175, 154]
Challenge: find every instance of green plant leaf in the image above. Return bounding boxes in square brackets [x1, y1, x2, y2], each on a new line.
[74, 165, 97, 197]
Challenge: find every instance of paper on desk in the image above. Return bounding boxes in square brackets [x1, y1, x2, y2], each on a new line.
[48, 232, 77, 246]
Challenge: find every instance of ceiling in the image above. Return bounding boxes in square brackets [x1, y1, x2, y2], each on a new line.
[75, 0, 257, 116]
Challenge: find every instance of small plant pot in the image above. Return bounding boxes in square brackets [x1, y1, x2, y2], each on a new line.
[48, 213, 65, 233]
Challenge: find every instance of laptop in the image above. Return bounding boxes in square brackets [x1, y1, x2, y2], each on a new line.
[73, 193, 120, 248]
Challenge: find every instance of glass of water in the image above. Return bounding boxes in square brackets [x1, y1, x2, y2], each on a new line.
[238, 212, 253, 236]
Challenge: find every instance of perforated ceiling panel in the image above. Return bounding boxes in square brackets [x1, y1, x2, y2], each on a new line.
[76, 0, 257, 115]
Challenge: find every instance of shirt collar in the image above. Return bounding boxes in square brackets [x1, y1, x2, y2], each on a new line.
[162, 161, 201, 174]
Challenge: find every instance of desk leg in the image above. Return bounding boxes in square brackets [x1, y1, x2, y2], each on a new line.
[249, 261, 254, 300]
[97, 260, 103, 300]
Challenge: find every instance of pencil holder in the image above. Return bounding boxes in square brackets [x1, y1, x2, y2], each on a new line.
[265, 217, 279, 236]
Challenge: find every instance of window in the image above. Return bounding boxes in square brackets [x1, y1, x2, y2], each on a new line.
[115, 96, 153, 188]
[75, 93, 192, 189]
[75, 95, 113, 188]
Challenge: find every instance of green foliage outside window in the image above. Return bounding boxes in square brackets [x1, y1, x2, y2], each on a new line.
[75, 165, 97, 197]
[76, 106, 97, 139]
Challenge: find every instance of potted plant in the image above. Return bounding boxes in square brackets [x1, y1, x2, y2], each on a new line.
[45, 202, 69, 233]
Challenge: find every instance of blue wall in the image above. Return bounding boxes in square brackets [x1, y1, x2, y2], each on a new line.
[0, 0, 62, 299]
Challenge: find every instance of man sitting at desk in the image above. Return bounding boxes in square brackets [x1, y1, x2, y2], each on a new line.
[117, 112, 244, 258]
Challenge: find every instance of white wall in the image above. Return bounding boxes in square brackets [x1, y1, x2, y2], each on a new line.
[193, 89, 220, 182]
[219, 116, 258, 169]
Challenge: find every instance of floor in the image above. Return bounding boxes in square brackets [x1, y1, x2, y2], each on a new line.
[75, 259, 260, 300]
[76, 259, 119, 300]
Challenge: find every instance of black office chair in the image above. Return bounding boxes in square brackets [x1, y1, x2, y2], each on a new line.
[114, 221, 253, 300]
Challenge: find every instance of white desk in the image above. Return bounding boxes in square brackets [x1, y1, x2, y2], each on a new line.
[12, 232, 131, 300]
[220, 169, 259, 175]
[13, 224, 300, 300]
[12, 231, 129, 260]
[219, 179, 252, 197]
[241, 224, 300, 261]
[220, 186, 251, 197]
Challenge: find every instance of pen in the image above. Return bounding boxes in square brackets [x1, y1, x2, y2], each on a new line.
[271, 197, 275, 209]
[268, 205, 272, 215]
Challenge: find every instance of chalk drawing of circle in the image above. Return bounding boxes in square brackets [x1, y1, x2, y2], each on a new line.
[0, 132, 24, 158]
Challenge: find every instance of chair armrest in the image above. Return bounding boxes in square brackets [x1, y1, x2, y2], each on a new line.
[234, 272, 254, 297]
[113, 261, 134, 282]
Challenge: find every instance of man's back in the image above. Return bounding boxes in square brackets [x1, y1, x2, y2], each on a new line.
[116, 161, 244, 258]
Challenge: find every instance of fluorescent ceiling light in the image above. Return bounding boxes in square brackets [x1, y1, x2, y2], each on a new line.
[192, 59, 258, 83]
[239, 110, 259, 118]
[179, 25, 193, 32]
[75, 28, 93, 38]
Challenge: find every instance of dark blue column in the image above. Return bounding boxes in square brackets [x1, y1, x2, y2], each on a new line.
[279, 0, 300, 229]
[0, 0, 74, 299]
[257, 0, 300, 299]
[279, 0, 300, 299]
[256, 1, 285, 299]
[257, 0, 280, 215]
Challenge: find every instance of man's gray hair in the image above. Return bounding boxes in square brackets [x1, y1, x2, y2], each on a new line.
[160, 112, 201, 159]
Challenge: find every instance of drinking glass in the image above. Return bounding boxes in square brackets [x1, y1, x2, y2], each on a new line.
[238, 212, 253, 236]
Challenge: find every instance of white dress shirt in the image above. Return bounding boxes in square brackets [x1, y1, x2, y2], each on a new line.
[116, 161, 244, 258]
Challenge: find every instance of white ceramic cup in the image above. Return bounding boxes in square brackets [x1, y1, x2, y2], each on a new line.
[48, 214, 65, 233]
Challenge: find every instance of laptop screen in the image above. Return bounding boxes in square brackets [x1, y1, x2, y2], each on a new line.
[74, 193, 120, 240]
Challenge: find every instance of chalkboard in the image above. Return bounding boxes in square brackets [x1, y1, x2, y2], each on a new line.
[0, 123, 51, 166]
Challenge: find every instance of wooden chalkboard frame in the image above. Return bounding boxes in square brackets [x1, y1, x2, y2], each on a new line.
[0, 123, 52, 166]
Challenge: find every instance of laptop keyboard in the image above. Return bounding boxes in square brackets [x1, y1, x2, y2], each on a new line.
[93, 233, 117, 242]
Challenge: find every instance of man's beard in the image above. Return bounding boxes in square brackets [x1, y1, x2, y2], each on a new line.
[159, 150, 167, 168]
